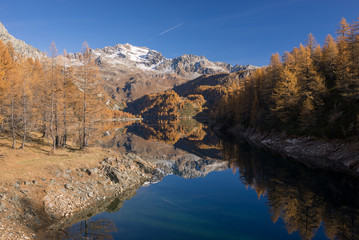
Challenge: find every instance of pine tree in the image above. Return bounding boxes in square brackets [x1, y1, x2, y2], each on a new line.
[272, 67, 301, 124]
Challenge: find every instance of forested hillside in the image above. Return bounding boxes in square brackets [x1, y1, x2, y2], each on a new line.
[127, 90, 206, 118]
[0, 41, 131, 150]
[127, 70, 254, 118]
[212, 18, 359, 139]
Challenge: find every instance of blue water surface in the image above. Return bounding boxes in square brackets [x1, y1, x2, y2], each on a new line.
[60, 120, 359, 240]
[84, 170, 323, 240]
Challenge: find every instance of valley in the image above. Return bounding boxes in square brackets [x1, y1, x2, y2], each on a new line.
[0, 9, 358, 240]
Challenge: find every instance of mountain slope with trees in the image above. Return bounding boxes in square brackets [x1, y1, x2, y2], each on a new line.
[126, 69, 255, 118]
[0, 40, 113, 150]
[212, 17, 359, 140]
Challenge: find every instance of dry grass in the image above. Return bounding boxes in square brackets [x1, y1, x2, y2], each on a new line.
[0, 132, 116, 184]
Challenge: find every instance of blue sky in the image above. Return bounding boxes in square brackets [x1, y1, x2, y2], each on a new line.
[0, 0, 358, 66]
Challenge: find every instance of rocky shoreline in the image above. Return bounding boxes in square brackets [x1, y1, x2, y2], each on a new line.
[0, 152, 156, 240]
[215, 124, 359, 175]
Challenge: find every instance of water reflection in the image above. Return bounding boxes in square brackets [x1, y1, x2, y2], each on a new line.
[62, 119, 359, 240]
[63, 219, 116, 240]
[125, 119, 222, 160]
[223, 141, 359, 240]
[101, 119, 226, 181]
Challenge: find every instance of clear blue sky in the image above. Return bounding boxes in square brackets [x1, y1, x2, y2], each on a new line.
[0, 0, 358, 66]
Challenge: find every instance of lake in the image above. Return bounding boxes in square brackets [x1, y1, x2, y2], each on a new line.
[61, 119, 359, 240]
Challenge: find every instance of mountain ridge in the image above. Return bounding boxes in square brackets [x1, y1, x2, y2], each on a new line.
[68, 42, 256, 79]
[0, 22, 256, 104]
[67, 42, 256, 103]
[0, 22, 45, 59]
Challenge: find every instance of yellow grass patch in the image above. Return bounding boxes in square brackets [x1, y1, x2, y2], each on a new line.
[0, 133, 115, 184]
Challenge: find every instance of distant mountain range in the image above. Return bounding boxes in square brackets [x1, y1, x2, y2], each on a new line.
[0, 22, 256, 104]
[69, 43, 256, 79]
[68, 43, 256, 103]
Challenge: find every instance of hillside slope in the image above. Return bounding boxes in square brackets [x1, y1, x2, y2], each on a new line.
[0, 22, 44, 59]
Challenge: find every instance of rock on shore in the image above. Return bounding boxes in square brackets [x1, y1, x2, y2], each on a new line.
[219, 124, 359, 174]
[0, 153, 156, 240]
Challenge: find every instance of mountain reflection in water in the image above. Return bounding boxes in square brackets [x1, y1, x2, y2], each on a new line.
[61, 119, 359, 240]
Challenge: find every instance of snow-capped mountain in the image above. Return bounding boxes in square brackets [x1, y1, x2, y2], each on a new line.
[67, 43, 256, 103]
[0, 20, 256, 103]
[72, 43, 255, 79]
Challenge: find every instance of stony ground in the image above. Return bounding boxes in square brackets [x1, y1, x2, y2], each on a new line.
[0, 135, 156, 240]
[225, 124, 359, 174]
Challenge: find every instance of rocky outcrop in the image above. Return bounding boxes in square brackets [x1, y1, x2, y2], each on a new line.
[0, 153, 156, 239]
[42, 154, 155, 220]
[0, 22, 45, 59]
[0, 143, 229, 239]
[220, 124, 359, 174]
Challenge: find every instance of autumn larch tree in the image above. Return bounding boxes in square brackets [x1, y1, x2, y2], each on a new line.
[19, 58, 34, 149]
[49, 42, 58, 151]
[77, 42, 102, 148]
[6, 42, 19, 149]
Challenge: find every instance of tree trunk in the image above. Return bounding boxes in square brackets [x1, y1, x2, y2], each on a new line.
[82, 88, 87, 149]
[63, 88, 67, 148]
[49, 42, 57, 151]
[41, 110, 47, 138]
[55, 100, 59, 147]
[11, 85, 16, 149]
[50, 88, 56, 151]
[21, 76, 27, 149]
[50, 58, 56, 151]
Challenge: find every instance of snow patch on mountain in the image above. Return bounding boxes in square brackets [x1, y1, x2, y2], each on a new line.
[77, 43, 256, 78]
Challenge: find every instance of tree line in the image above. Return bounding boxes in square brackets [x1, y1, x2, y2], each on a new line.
[212, 17, 359, 139]
[128, 90, 206, 119]
[0, 40, 109, 150]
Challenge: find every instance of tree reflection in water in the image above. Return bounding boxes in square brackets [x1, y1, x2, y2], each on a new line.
[61, 218, 116, 240]
[62, 119, 358, 240]
[222, 141, 359, 240]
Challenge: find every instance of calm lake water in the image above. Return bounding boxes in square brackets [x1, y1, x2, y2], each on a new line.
[61, 119, 359, 240]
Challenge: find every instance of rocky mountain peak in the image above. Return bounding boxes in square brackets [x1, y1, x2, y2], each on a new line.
[67, 42, 257, 102]
[0, 22, 45, 59]
[73, 42, 256, 79]
[0, 22, 7, 33]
